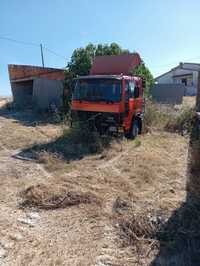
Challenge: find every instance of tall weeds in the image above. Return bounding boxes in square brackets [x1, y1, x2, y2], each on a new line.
[144, 100, 195, 135]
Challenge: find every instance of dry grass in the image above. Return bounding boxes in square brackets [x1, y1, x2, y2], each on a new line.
[144, 100, 195, 135]
[0, 116, 62, 150]
[182, 96, 196, 108]
[37, 151, 69, 172]
[113, 196, 200, 265]
[20, 184, 101, 210]
[113, 198, 165, 243]
[0, 97, 193, 265]
[113, 198, 162, 244]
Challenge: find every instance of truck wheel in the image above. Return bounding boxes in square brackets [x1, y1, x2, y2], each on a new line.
[129, 120, 139, 139]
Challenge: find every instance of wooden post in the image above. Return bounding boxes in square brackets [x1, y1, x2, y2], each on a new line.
[187, 71, 200, 201]
[196, 72, 200, 111]
[40, 44, 45, 68]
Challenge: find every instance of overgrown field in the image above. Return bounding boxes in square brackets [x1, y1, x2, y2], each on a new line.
[0, 97, 197, 265]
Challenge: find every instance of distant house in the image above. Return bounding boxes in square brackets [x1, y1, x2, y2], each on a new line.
[8, 64, 65, 110]
[155, 63, 200, 96]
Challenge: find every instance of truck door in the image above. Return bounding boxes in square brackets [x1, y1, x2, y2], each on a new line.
[125, 80, 139, 112]
[124, 80, 140, 130]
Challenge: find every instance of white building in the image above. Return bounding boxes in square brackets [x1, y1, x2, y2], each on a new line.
[155, 63, 200, 96]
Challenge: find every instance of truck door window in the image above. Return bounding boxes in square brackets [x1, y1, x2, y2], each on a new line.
[126, 81, 137, 98]
[134, 86, 140, 98]
[125, 81, 131, 99]
[129, 81, 135, 98]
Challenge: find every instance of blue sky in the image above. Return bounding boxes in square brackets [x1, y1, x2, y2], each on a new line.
[1, 0, 200, 96]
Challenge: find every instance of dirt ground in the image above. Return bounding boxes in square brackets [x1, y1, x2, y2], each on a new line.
[0, 98, 190, 265]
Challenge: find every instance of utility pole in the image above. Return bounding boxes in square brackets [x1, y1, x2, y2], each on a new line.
[179, 64, 200, 201]
[40, 43, 45, 67]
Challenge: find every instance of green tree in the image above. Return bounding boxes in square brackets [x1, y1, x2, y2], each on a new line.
[68, 47, 93, 76]
[68, 42, 130, 76]
[63, 69, 75, 113]
[130, 63, 154, 96]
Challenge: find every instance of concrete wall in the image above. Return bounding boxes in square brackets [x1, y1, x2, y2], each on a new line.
[186, 86, 197, 96]
[11, 78, 64, 110]
[11, 80, 33, 107]
[33, 78, 64, 110]
[151, 84, 185, 104]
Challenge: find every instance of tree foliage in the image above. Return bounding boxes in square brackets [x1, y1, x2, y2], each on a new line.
[130, 63, 154, 96]
[63, 69, 74, 113]
[68, 42, 130, 76]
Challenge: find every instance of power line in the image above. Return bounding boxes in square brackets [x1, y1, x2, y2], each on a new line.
[44, 46, 67, 60]
[2, 35, 200, 70]
[0, 35, 67, 62]
[0, 36, 39, 47]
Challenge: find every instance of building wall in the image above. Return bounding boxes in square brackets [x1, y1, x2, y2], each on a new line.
[193, 71, 199, 87]
[8, 64, 65, 81]
[39, 71, 65, 80]
[11, 78, 64, 110]
[33, 78, 64, 110]
[11, 80, 33, 107]
[156, 71, 174, 84]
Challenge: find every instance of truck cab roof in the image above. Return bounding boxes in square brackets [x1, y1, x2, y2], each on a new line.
[90, 54, 142, 75]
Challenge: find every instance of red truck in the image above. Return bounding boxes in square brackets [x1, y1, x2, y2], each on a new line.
[71, 54, 144, 139]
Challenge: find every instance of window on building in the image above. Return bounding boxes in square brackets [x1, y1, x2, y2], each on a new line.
[181, 78, 187, 86]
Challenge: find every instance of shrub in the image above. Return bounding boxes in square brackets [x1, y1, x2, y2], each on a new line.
[144, 100, 195, 135]
[144, 100, 175, 132]
[62, 121, 111, 154]
[165, 107, 195, 134]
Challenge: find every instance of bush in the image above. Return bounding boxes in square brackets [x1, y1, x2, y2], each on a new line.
[144, 100, 195, 135]
[165, 107, 195, 134]
[63, 121, 111, 154]
[130, 63, 154, 96]
[144, 100, 175, 132]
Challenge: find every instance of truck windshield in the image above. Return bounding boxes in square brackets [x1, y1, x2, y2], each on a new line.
[73, 78, 122, 102]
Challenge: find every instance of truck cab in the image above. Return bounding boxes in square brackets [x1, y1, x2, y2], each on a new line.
[71, 74, 144, 138]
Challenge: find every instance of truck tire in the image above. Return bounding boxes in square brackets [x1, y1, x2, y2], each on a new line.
[129, 119, 139, 139]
